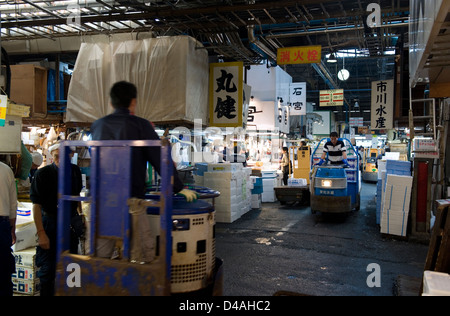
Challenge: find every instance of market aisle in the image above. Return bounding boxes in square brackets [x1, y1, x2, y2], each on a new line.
[215, 181, 429, 296]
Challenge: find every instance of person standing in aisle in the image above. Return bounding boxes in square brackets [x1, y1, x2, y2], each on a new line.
[0, 159, 17, 296]
[90, 81, 197, 201]
[281, 147, 290, 185]
[30, 143, 83, 296]
[316, 131, 350, 167]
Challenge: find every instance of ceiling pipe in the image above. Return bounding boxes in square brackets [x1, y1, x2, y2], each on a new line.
[247, 25, 277, 62]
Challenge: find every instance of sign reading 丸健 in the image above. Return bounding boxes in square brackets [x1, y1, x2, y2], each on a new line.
[277, 46, 322, 65]
[209, 62, 243, 127]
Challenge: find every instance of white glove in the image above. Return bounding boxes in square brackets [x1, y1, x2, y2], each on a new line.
[177, 189, 198, 202]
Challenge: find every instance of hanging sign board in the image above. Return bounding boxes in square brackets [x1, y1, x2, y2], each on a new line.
[319, 89, 344, 107]
[277, 46, 321, 65]
[289, 82, 307, 115]
[277, 101, 290, 134]
[371, 79, 394, 130]
[209, 62, 243, 127]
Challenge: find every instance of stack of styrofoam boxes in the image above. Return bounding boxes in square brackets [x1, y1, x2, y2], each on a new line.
[250, 176, 263, 209]
[12, 247, 40, 296]
[243, 167, 253, 211]
[422, 271, 450, 296]
[377, 160, 411, 226]
[203, 163, 251, 223]
[376, 160, 387, 225]
[261, 170, 277, 202]
[380, 174, 413, 236]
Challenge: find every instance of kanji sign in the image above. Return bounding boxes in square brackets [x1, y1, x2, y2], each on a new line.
[371, 79, 394, 130]
[319, 89, 344, 107]
[289, 82, 307, 115]
[209, 62, 243, 127]
[277, 46, 321, 65]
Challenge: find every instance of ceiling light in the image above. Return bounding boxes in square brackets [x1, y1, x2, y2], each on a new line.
[338, 69, 350, 81]
[327, 53, 337, 63]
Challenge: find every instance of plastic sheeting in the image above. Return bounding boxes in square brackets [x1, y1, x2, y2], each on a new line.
[66, 36, 209, 124]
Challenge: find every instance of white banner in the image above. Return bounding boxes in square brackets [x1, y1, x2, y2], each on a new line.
[289, 82, 307, 115]
[371, 79, 394, 130]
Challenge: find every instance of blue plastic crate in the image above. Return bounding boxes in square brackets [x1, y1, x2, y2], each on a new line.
[194, 163, 208, 176]
[251, 186, 263, 194]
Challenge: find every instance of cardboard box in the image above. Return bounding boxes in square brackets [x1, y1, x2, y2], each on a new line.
[6, 103, 30, 117]
[10, 64, 48, 118]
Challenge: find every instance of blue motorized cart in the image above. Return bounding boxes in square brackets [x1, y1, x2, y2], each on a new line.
[310, 138, 361, 214]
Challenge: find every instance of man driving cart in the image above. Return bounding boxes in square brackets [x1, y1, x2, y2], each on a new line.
[310, 132, 360, 214]
[315, 131, 350, 167]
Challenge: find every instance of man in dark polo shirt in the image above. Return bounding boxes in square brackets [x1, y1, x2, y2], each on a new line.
[30, 143, 82, 296]
[90, 81, 197, 201]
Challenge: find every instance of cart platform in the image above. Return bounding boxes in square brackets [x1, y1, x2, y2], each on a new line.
[274, 186, 310, 206]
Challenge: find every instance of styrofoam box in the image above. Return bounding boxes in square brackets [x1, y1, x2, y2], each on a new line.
[288, 178, 307, 187]
[423, 271, 450, 296]
[207, 163, 243, 173]
[193, 174, 204, 186]
[204, 171, 240, 181]
[380, 210, 408, 236]
[215, 210, 241, 223]
[12, 222, 37, 252]
[12, 265, 39, 281]
[13, 278, 40, 295]
[261, 170, 277, 177]
[263, 178, 277, 188]
[383, 175, 413, 212]
[13, 247, 36, 268]
[262, 190, 276, 202]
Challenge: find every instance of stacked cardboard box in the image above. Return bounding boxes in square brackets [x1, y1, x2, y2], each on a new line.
[203, 163, 252, 223]
[12, 247, 40, 296]
[380, 174, 413, 236]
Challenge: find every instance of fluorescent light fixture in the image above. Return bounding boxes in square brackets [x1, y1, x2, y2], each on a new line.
[327, 53, 337, 63]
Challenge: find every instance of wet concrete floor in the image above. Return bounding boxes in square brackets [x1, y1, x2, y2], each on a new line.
[215, 181, 429, 296]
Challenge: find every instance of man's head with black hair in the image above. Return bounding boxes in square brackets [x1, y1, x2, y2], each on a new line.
[330, 131, 339, 145]
[109, 81, 137, 109]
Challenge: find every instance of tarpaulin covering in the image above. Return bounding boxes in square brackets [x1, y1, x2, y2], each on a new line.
[66, 36, 209, 124]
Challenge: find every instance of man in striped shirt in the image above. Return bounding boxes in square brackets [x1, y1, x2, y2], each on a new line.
[316, 132, 350, 166]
